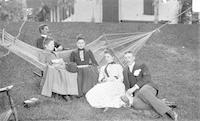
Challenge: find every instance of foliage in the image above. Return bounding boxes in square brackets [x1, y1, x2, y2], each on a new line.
[35, 4, 50, 22]
[179, 0, 199, 24]
[0, 0, 24, 22]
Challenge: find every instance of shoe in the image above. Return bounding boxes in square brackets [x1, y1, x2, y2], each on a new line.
[103, 107, 109, 112]
[62, 95, 71, 102]
[54, 94, 61, 100]
[166, 111, 178, 121]
[162, 98, 177, 109]
[120, 95, 130, 107]
[75, 95, 82, 98]
[167, 102, 177, 109]
[148, 110, 162, 119]
[70, 95, 77, 100]
[173, 111, 178, 121]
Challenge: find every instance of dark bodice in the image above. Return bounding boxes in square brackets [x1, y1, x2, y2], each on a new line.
[70, 49, 98, 66]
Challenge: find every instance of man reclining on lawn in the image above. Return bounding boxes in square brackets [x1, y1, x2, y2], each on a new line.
[121, 51, 178, 121]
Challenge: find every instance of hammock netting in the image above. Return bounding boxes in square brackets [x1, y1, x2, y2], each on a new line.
[0, 29, 154, 70]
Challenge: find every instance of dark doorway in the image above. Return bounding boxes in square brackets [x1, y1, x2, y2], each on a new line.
[143, 0, 154, 15]
[103, 0, 119, 22]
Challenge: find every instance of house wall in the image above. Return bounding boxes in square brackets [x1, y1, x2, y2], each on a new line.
[55, 0, 180, 23]
[120, 0, 180, 23]
[159, 0, 180, 23]
[192, 0, 200, 12]
[119, 0, 154, 22]
[73, 0, 94, 22]
[63, 0, 102, 22]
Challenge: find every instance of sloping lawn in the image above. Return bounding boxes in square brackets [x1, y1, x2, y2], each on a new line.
[0, 22, 199, 121]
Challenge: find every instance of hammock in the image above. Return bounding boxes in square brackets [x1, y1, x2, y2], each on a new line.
[0, 29, 154, 69]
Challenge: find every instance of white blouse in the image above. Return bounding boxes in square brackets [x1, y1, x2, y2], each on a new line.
[98, 64, 123, 82]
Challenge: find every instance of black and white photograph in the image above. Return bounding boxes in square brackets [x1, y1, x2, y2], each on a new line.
[0, 0, 199, 121]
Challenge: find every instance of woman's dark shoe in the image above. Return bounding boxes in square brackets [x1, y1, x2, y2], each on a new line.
[162, 98, 178, 109]
[103, 107, 109, 112]
[62, 95, 71, 102]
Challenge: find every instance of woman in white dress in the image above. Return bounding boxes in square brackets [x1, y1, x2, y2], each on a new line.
[86, 49, 125, 110]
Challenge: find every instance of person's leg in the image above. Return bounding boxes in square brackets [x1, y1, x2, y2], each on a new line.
[131, 96, 151, 110]
[77, 68, 84, 97]
[137, 85, 178, 120]
[121, 92, 151, 109]
[121, 94, 160, 118]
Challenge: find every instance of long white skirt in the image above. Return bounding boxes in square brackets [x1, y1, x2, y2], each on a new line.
[86, 81, 125, 108]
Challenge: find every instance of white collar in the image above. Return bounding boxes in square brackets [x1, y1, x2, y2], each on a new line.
[41, 34, 47, 38]
[128, 61, 135, 72]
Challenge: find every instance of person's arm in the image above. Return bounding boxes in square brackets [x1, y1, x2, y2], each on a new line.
[70, 51, 75, 63]
[54, 41, 63, 51]
[136, 64, 151, 88]
[127, 64, 151, 94]
[54, 41, 61, 48]
[88, 50, 99, 66]
[116, 64, 124, 82]
[38, 52, 53, 65]
[36, 38, 43, 49]
[123, 68, 131, 90]
[98, 66, 105, 83]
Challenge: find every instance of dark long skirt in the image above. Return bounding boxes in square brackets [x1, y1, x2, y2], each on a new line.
[77, 65, 99, 96]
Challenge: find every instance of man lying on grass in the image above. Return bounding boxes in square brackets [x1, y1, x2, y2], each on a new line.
[121, 51, 178, 121]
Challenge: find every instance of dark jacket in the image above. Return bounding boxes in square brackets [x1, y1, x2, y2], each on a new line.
[36, 36, 61, 49]
[123, 63, 158, 92]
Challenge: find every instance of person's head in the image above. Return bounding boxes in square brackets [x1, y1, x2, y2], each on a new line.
[76, 36, 86, 49]
[104, 49, 115, 64]
[43, 38, 55, 51]
[124, 51, 135, 65]
[39, 24, 49, 35]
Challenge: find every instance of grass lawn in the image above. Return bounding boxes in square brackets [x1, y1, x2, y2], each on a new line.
[0, 22, 199, 121]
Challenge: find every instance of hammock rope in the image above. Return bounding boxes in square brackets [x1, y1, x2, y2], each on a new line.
[0, 20, 27, 58]
[103, 34, 125, 67]
[153, 7, 192, 32]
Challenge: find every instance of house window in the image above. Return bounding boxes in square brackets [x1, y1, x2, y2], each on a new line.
[143, 0, 154, 15]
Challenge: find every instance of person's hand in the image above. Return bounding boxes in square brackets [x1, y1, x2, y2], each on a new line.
[126, 89, 133, 97]
[98, 79, 103, 83]
[59, 59, 65, 65]
[55, 46, 63, 51]
[134, 69, 141, 76]
[97, 66, 101, 72]
[53, 63, 65, 70]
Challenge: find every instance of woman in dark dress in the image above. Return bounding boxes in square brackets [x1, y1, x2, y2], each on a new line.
[70, 36, 99, 97]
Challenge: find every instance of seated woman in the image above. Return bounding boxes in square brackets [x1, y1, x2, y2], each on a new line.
[70, 35, 99, 97]
[39, 38, 78, 99]
[85, 49, 126, 110]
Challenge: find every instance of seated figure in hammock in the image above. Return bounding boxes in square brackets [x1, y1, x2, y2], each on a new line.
[39, 38, 78, 100]
[36, 24, 63, 51]
[35, 24, 64, 77]
[70, 35, 99, 97]
[86, 49, 126, 111]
